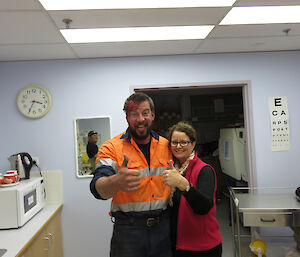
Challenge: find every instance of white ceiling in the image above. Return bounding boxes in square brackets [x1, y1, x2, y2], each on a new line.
[1, 0, 300, 61]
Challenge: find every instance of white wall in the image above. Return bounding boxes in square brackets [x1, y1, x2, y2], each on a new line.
[0, 51, 300, 257]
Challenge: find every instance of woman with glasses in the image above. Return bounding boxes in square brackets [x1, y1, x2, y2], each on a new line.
[163, 121, 222, 257]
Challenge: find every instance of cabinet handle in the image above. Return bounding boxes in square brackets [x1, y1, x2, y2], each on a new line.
[47, 233, 53, 249]
[260, 218, 275, 223]
[43, 236, 50, 251]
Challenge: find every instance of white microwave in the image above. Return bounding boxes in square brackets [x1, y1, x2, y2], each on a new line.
[0, 177, 45, 229]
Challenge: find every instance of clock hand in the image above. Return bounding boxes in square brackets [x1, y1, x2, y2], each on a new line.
[28, 102, 34, 114]
[32, 100, 43, 104]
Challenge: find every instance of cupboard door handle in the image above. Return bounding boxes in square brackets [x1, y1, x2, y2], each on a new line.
[43, 236, 50, 251]
[260, 218, 275, 223]
[47, 233, 53, 249]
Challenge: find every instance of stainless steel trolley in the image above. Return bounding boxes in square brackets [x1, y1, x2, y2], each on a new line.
[229, 187, 300, 257]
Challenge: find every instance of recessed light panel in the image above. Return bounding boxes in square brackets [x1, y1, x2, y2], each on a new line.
[39, 0, 235, 10]
[60, 26, 214, 43]
[220, 6, 300, 25]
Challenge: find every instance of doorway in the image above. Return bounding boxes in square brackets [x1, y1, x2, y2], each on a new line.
[133, 81, 256, 256]
[133, 81, 256, 187]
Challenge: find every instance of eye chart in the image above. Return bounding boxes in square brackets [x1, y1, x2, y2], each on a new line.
[268, 96, 290, 151]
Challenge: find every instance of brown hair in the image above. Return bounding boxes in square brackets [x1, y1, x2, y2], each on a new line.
[166, 121, 197, 143]
[123, 92, 155, 115]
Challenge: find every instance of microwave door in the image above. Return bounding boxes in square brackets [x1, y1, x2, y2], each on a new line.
[18, 187, 38, 226]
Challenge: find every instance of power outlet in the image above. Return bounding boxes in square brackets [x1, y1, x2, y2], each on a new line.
[32, 157, 39, 166]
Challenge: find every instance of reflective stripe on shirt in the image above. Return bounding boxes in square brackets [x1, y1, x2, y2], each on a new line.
[111, 198, 169, 213]
[96, 158, 118, 171]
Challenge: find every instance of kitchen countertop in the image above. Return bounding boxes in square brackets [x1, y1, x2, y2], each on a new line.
[0, 170, 63, 257]
[0, 203, 63, 257]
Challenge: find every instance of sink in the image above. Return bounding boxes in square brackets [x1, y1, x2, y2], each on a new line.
[0, 249, 7, 257]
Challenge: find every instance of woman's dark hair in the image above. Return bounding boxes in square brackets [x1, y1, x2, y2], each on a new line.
[166, 121, 197, 144]
[123, 92, 155, 115]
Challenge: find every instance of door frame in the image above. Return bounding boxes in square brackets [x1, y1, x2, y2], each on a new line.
[131, 80, 257, 187]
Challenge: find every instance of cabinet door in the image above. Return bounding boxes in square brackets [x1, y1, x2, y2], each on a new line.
[23, 226, 48, 257]
[46, 211, 63, 257]
[22, 210, 63, 257]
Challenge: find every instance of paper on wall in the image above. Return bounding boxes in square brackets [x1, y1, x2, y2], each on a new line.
[268, 96, 290, 151]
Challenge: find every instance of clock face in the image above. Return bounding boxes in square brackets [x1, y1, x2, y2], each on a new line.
[16, 85, 52, 119]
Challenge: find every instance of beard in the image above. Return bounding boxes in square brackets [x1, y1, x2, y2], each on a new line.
[129, 122, 152, 141]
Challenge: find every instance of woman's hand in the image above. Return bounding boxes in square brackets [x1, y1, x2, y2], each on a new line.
[163, 162, 189, 190]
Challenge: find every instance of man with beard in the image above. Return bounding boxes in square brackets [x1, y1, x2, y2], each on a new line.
[90, 92, 173, 257]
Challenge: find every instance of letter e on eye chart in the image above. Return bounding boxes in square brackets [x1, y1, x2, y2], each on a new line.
[268, 96, 290, 151]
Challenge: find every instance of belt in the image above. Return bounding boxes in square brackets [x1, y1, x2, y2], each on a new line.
[112, 210, 169, 227]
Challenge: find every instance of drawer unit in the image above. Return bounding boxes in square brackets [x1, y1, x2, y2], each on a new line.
[242, 212, 293, 227]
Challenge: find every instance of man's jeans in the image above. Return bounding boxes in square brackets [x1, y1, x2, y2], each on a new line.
[110, 218, 172, 257]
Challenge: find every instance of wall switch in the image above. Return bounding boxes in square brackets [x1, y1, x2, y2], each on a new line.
[32, 157, 39, 166]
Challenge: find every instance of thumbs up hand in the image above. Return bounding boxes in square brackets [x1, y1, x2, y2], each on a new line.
[163, 160, 190, 191]
[117, 154, 140, 192]
[163, 160, 181, 187]
[120, 153, 129, 169]
[166, 160, 175, 170]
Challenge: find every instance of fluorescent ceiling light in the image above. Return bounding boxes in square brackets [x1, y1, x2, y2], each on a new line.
[60, 26, 214, 43]
[220, 5, 300, 25]
[39, 0, 235, 10]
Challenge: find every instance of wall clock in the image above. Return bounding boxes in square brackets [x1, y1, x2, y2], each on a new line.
[16, 85, 52, 119]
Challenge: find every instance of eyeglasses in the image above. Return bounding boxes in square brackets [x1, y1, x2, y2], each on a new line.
[170, 141, 191, 147]
[129, 109, 151, 119]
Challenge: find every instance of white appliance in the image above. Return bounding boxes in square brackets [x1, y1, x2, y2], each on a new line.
[0, 177, 45, 229]
[218, 127, 248, 182]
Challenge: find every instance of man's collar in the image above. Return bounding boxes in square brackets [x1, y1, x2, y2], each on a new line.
[120, 128, 159, 141]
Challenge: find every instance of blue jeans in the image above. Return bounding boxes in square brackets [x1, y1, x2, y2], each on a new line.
[110, 218, 172, 257]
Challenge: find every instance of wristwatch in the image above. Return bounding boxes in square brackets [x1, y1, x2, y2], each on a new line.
[185, 182, 191, 192]
[182, 182, 192, 194]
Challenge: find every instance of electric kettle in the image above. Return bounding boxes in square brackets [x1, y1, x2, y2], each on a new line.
[8, 152, 34, 180]
[296, 187, 300, 202]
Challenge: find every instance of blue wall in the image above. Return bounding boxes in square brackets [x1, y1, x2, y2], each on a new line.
[1, 51, 300, 256]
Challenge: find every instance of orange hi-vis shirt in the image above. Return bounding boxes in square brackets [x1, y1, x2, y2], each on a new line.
[95, 130, 172, 216]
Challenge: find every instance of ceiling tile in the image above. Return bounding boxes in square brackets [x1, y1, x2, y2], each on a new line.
[196, 36, 300, 53]
[235, 0, 300, 6]
[0, 11, 65, 44]
[210, 24, 300, 38]
[70, 40, 202, 58]
[0, 0, 42, 10]
[49, 7, 230, 28]
[0, 44, 76, 61]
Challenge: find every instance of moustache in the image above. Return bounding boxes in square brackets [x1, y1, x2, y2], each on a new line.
[135, 122, 148, 127]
